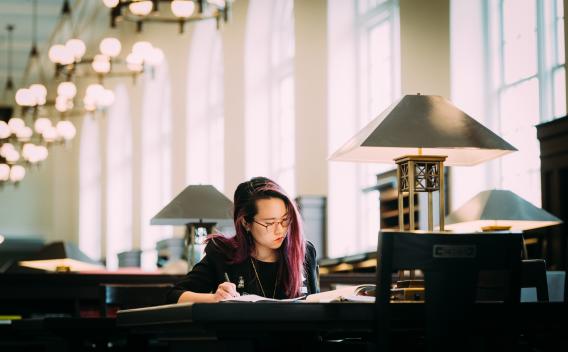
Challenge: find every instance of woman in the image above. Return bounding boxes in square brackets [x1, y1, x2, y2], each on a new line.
[167, 177, 319, 303]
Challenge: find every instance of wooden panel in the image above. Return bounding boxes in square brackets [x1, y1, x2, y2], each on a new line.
[537, 116, 568, 270]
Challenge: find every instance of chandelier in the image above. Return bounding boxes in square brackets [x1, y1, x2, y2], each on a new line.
[102, 0, 233, 33]
[49, 36, 165, 113]
[0, 2, 76, 187]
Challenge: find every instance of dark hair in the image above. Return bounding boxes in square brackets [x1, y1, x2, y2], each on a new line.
[210, 177, 306, 298]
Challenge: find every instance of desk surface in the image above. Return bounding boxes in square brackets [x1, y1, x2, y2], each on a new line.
[117, 302, 568, 334]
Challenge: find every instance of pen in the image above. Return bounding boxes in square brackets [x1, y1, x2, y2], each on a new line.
[224, 272, 231, 283]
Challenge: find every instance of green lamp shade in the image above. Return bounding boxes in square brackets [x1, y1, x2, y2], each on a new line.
[151, 185, 234, 226]
[330, 94, 517, 166]
[445, 189, 562, 232]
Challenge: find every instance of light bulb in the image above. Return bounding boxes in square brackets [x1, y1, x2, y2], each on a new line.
[103, 0, 120, 8]
[83, 95, 96, 111]
[9, 165, 25, 182]
[42, 126, 59, 142]
[132, 41, 153, 57]
[126, 52, 143, 65]
[57, 81, 77, 98]
[129, 0, 153, 16]
[29, 84, 47, 100]
[8, 118, 25, 134]
[145, 47, 164, 66]
[36, 145, 48, 161]
[92, 55, 111, 73]
[66, 38, 86, 61]
[86, 84, 104, 97]
[171, 0, 196, 18]
[22, 143, 35, 160]
[58, 47, 75, 65]
[0, 121, 11, 139]
[16, 126, 33, 142]
[0, 143, 15, 157]
[85, 83, 105, 101]
[15, 88, 35, 106]
[55, 100, 69, 113]
[100, 37, 122, 58]
[56, 120, 77, 140]
[99, 89, 116, 107]
[5, 149, 20, 163]
[0, 164, 9, 181]
[48, 44, 66, 63]
[34, 118, 52, 134]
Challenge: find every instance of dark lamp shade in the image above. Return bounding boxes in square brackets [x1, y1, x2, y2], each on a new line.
[151, 185, 233, 226]
[445, 190, 562, 232]
[330, 95, 517, 166]
[18, 241, 103, 272]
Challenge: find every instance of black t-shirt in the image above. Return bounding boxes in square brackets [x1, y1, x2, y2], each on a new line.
[166, 240, 319, 303]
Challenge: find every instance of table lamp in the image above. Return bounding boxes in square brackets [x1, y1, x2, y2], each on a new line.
[151, 185, 233, 269]
[445, 189, 562, 232]
[330, 94, 517, 231]
[445, 189, 562, 259]
[19, 241, 104, 272]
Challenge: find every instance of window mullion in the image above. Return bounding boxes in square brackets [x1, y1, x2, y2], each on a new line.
[536, 0, 550, 122]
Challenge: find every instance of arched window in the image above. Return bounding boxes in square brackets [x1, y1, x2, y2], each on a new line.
[78, 116, 101, 260]
[327, 0, 400, 257]
[141, 62, 173, 269]
[245, 0, 295, 196]
[187, 21, 224, 191]
[106, 84, 133, 269]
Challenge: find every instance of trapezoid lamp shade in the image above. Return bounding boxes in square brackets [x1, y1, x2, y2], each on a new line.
[445, 189, 562, 232]
[150, 185, 234, 227]
[329, 94, 517, 166]
[19, 241, 104, 272]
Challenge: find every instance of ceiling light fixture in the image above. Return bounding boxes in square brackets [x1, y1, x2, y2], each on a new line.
[103, 0, 234, 34]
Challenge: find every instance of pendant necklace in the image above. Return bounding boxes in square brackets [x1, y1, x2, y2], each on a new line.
[250, 257, 279, 299]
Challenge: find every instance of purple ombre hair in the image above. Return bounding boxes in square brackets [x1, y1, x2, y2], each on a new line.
[209, 177, 306, 298]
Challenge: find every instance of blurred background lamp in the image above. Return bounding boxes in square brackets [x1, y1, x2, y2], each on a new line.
[445, 189, 562, 232]
[330, 94, 517, 231]
[151, 185, 233, 269]
[19, 241, 104, 272]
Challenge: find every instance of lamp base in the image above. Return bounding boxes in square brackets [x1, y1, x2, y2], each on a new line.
[481, 225, 512, 232]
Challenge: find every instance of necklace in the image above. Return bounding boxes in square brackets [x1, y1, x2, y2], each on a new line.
[250, 257, 279, 299]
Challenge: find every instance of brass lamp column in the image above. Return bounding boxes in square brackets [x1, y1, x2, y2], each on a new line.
[396, 154, 446, 231]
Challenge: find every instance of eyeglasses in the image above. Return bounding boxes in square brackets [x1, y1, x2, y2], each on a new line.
[252, 217, 291, 233]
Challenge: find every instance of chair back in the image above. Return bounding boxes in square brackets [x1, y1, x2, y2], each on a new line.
[374, 231, 523, 352]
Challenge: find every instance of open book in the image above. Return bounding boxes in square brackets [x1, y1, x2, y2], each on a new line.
[222, 294, 306, 303]
[304, 284, 376, 303]
[222, 284, 376, 303]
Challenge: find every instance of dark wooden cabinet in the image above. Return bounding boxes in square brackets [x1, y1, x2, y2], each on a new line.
[537, 116, 568, 270]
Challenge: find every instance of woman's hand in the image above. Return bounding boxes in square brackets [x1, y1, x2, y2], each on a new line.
[213, 282, 240, 301]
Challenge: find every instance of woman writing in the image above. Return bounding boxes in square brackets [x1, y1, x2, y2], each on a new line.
[167, 177, 319, 303]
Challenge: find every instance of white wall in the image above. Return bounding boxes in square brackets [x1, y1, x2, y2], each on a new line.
[295, 0, 328, 196]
